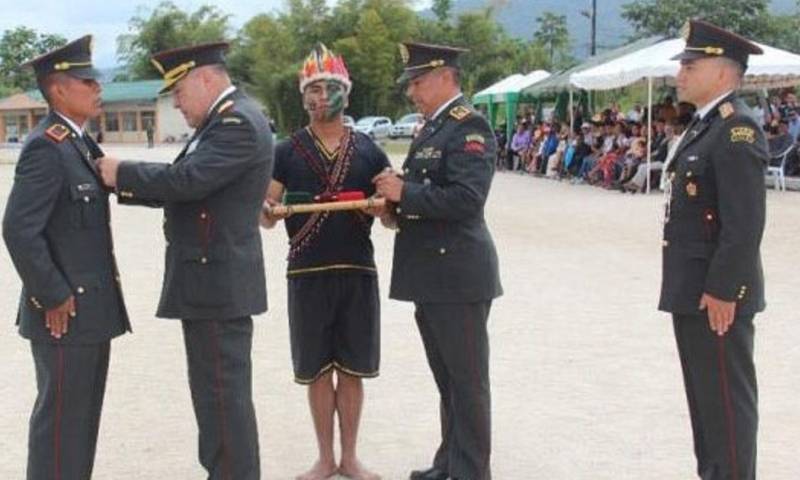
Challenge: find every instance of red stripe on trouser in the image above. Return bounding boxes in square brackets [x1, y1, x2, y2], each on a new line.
[717, 336, 740, 480]
[210, 322, 233, 480]
[54, 346, 64, 480]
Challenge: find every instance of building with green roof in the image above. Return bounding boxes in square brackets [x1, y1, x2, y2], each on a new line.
[0, 79, 191, 144]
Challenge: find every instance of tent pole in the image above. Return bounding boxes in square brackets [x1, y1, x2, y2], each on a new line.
[646, 76, 653, 194]
[569, 87, 574, 132]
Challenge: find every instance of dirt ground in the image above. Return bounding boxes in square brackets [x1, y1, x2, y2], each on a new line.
[0, 144, 798, 479]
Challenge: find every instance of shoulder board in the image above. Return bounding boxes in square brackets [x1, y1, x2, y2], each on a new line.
[449, 105, 471, 121]
[45, 124, 70, 143]
[217, 100, 235, 114]
[719, 102, 734, 119]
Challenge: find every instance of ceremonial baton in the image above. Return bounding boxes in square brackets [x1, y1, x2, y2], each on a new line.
[265, 197, 386, 216]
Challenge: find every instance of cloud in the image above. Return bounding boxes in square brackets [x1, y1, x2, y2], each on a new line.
[0, 0, 287, 68]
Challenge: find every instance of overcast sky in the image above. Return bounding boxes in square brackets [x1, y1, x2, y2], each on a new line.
[0, 0, 430, 69]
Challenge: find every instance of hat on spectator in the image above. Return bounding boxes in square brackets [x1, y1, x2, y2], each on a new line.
[672, 19, 762, 69]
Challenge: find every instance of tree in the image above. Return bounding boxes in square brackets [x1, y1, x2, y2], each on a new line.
[432, 0, 453, 24]
[116, 1, 230, 80]
[533, 12, 570, 69]
[0, 27, 66, 91]
[621, 0, 771, 39]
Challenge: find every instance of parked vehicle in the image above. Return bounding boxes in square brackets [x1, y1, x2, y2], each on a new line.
[389, 113, 424, 139]
[354, 116, 392, 139]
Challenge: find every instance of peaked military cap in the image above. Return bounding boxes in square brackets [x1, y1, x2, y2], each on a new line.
[672, 19, 763, 69]
[22, 35, 101, 82]
[151, 41, 229, 94]
[397, 42, 468, 84]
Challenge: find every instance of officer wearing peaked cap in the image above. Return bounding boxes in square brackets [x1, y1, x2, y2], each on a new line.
[374, 42, 502, 480]
[95, 42, 272, 480]
[661, 19, 766, 480]
[2, 35, 131, 479]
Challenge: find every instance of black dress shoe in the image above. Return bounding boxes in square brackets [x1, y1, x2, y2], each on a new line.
[409, 466, 449, 480]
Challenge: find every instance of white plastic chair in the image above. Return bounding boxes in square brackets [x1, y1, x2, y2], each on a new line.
[767, 144, 794, 191]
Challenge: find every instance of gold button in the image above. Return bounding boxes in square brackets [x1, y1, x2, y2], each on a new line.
[686, 171, 693, 178]
[439, 247, 446, 255]
[76, 286, 85, 294]
[200, 257, 208, 264]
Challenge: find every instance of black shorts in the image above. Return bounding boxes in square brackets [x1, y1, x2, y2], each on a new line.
[287, 273, 380, 384]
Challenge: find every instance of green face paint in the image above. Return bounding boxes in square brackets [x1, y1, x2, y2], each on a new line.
[323, 80, 347, 121]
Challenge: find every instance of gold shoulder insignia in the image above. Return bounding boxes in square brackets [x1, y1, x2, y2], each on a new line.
[222, 117, 243, 125]
[45, 124, 70, 143]
[217, 100, 235, 114]
[730, 126, 756, 144]
[449, 105, 471, 121]
[719, 102, 734, 119]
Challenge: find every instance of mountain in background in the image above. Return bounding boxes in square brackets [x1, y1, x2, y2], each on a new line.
[433, 0, 797, 59]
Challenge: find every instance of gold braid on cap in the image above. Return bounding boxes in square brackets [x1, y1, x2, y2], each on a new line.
[404, 59, 446, 71]
[684, 46, 725, 55]
[163, 61, 197, 82]
[53, 61, 92, 71]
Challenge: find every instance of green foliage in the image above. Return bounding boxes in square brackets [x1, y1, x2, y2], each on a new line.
[116, 1, 231, 80]
[533, 11, 572, 69]
[0, 27, 67, 92]
[621, 0, 772, 38]
[432, 0, 453, 24]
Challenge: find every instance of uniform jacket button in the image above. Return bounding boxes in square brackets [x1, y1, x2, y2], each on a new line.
[76, 286, 85, 294]
[422, 168, 428, 174]
[200, 257, 208, 264]
[439, 247, 446, 255]
[200, 212, 207, 220]
[83, 196, 90, 203]
[396, 207, 402, 214]
[662, 240, 669, 247]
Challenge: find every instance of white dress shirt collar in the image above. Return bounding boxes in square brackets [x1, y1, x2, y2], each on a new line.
[696, 90, 734, 120]
[430, 92, 464, 121]
[55, 111, 84, 136]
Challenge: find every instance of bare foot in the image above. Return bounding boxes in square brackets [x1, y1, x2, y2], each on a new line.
[296, 459, 338, 480]
[337, 459, 381, 480]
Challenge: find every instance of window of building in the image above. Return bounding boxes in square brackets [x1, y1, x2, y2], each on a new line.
[105, 112, 119, 132]
[122, 111, 138, 132]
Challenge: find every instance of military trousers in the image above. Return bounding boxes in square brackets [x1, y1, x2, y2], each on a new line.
[27, 341, 110, 480]
[182, 317, 260, 480]
[673, 313, 758, 480]
[414, 302, 492, 480]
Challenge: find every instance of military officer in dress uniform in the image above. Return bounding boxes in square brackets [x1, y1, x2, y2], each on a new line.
[95, 42, 272, 480]
[373, 42, 503, 480]
[661, 20, 767, 480]
[2, 35, 131, 479]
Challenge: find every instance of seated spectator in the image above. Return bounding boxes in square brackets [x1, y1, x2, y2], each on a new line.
[509, 122, 531, 172]
[545, 125, 570, 178]
[566, 133, 592, 178]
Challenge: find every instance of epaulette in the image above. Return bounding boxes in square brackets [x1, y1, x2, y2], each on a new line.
[719, 102, 734, 119]
[449, 105, 471, 121]
[45, 124, 70, 143]
[217, 100, 235, 114]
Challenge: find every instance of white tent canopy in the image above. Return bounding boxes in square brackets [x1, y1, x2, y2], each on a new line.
[571, 38, 800, 91]
[472, 70, 550, 104]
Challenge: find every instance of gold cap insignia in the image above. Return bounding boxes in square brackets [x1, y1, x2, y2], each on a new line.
[399, 44, 409, 65]
[680, 21, 691, 41]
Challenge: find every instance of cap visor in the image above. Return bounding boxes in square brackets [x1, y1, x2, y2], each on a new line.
[670, 51, 706, 62]
[67, 66, 102, 80]
[396, 68, 430, 85]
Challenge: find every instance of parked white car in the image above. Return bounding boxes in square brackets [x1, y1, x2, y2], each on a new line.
[354, 116, 392, 139]
[389, 113, 424, 139]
